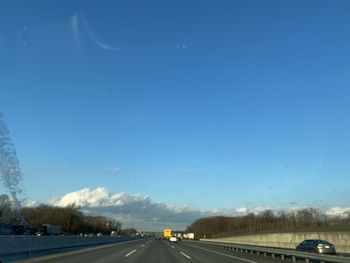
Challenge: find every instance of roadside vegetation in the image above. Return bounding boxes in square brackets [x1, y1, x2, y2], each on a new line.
[0, 194, 121, 235]
[187, 208, 350, 239]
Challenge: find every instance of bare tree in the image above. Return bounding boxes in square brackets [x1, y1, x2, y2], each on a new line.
[0, 194, 12, 224]
[187, 207, 343, 239]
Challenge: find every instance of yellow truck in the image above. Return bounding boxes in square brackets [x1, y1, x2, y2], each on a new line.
[163, 228, 171, 239]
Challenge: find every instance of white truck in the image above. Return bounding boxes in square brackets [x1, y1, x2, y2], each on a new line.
[186, 233, 194, 240]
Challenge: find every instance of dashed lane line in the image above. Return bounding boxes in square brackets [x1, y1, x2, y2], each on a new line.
[17, 239, 146, 263]
[125, 249, 137, 257]
[180, 251, 191, 259]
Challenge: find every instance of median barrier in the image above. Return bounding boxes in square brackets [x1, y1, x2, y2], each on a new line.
[209, 232, 350, 254]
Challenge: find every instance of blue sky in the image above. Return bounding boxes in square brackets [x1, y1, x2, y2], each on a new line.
[1, 0, 350, 229]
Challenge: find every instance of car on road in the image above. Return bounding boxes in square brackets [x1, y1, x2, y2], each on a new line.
[296, 239, 336, 254]
[169, 236, 177, 242]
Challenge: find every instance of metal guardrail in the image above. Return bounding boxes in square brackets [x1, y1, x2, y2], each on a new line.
[199, 240, 350, 263]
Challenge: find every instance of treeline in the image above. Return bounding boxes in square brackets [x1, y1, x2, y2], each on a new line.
[187, 208, 350, 239]
[0, 195, 121, 235]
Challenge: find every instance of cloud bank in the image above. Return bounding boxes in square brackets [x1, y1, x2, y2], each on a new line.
[51, 187, 208, 231]
[326, 207, 350, 218]
[47, 187, 350, 231]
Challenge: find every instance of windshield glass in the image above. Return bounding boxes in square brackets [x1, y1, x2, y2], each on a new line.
[0, 0, 349, 262]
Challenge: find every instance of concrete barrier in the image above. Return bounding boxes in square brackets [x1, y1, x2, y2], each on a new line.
[209, 232, 350, 253]
[0, 235, 140, 256]
[199, 240, 350, 263]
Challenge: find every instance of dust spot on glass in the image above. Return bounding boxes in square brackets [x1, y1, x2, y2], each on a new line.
[177, 44, 188, 50]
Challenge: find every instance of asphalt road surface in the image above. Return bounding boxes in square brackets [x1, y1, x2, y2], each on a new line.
[16, 239, 283, 263]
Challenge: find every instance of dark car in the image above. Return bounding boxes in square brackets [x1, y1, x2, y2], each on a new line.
[296, 240, 336, 254]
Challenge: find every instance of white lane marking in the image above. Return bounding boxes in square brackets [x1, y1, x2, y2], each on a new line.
[185, 245, 257, 263]
[140, 244, 145, 247]
[171, 245, 175, 249]
[20, 239, 146, 263]
[125, 249, 137, 257]
[180, 251, 191, 259]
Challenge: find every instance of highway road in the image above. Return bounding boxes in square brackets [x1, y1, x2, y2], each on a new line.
[16, 239, 282, 263]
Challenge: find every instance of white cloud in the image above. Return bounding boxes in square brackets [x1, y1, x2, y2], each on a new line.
[235, 207, 248, 214]
[51, 187, 145, 207]
[326, 207, 350, 218]
[50, 187, 208, 231]
[252, 206, 272, 214]
[21, 199, 40, 207]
